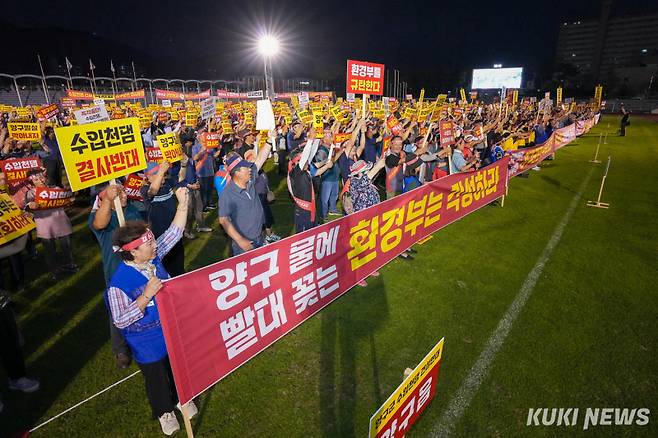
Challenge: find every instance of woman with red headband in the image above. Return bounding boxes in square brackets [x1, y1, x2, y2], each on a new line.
[104, 187, 193, 436]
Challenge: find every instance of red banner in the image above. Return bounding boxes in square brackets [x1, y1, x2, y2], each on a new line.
[37, 104, 59, 121]
[123, 173, 144, 201]
[346, 59, 385, 96]
[553, 124, 576, 150]
[155, 89, 211, 101]
[34, 187, 74, 209]
[439, 120, 455, 147]
[66, 89, 94, 101]
[115, 89, 146, 100]
[157, 157, 509, 404]
[507, 136, 555, 178]
[0, 157, 43, 190]
[217, 90, 246, 99]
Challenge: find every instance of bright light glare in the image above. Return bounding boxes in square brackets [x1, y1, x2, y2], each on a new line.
[258, 36, 280, 57]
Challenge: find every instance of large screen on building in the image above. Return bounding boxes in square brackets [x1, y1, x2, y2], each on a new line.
[471, 67, 523, 89]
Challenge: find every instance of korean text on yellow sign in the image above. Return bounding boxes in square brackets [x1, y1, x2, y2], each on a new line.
[368, 338, 444, 437]
[8, 123, 41, 141]
[55, 118, 147, 191]
[156, 132, 184, 163]
[0, 193, 36, 245]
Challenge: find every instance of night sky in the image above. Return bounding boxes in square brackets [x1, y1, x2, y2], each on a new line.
[2, 0, 657, 86]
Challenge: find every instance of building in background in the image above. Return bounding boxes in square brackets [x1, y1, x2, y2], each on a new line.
[554, 0, 658, 96]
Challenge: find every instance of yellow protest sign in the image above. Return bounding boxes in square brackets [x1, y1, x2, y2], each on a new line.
[297, 109, 313, 125]
[155, 132, 184, 163]
[185, 112, 199, 126]
[139, 117, 151, 129]
[221, 121, 234, 134]
[418, 88, 425, 107]
[15, 108, 33, 120]
[368, 338, 444, 437]
[55, 118, 147, 191]
[8, 123, 41, 141]
[460, 88, 467, 103]
[0, 193, 36, 245]
[403, 107, 417, 120]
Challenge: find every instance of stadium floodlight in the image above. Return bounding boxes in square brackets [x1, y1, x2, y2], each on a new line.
[258, 36, 280, 58]
[493, 63, 503, 68]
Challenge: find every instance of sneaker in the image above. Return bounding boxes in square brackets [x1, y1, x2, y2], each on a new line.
[357, 279, 368, 287]
[206, 204, 217, 210]
[176, 401, 198, 420]
[196, 226, 212, 233]
[328, 211, 341, 216]
[406, 247, 418, 254]
[370, 270, 380, 277]
[184, 231, 196, 240]
[159, 411, 180, 435]
[531, 166, 541, 171]
[8, 377, 40, 393]
[397, 253, 414, 261]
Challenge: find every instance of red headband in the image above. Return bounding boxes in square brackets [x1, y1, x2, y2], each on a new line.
[115, 229, 154, 253]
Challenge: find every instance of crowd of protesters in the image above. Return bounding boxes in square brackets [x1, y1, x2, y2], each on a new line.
[0, 94, 601, 434]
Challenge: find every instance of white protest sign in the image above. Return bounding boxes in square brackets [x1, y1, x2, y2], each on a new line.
[298, 92, 310, 109]
[246, 90, 264, 99]
[74, 105, 110, 125]
[93, 98, 106, 107]
[256, 99, 276, 131]
[346, 93, 355, 102]
[298, 139, 320, 171]
[162, 99, 172, 108]
[201, 97, 216, 121]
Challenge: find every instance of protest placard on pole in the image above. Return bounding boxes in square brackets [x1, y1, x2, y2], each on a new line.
[368, 338, 444, 438]
[7, 123, 41, 141]
[201, 97, 216, 121]
[54, 118, 147, 192]
[0, 193, 36, 245]
[347, 59, 385, 96]
[256, 99, 276, 131]
[74, 105, 110, 125]
[0, 157, 42, 192]
[155, 132, 184, 163]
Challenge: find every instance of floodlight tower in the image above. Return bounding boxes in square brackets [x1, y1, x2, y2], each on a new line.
[258, 35, 279, 99]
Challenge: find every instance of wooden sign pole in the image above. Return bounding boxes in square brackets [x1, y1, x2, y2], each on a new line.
[589, 133, 602, 163]
[181, 404, 195, 438]
[108, 179, 125, 226]
[587, 156, 611, 209]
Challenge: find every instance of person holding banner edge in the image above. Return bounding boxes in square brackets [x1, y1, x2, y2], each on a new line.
[105, 186, 194, 436]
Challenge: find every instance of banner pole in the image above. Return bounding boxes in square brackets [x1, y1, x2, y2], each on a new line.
[587, 156, 611, 209]
[181, 404, 195, 438]
[362, 94, 368, 120]
[109, 179, 125, 226]
[589, 133, 602, 163]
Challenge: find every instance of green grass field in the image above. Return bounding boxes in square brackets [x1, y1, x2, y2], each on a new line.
[1, 115, 656, 437]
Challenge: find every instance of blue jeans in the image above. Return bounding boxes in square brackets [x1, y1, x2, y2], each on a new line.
[320, 180, 339, 218]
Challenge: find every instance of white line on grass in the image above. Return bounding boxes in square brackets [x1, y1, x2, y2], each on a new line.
[431, 167, 595, 437]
